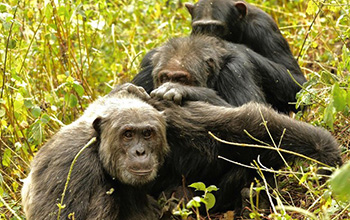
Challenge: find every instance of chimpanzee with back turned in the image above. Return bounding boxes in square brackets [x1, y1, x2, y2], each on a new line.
[185, 0, 306, 85]
[131, 83, 341, 216]
[133, 35, 305, 113]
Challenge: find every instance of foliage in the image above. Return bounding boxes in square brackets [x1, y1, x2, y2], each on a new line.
[174, 182, 219, 220]
[0, 0, 349, 219]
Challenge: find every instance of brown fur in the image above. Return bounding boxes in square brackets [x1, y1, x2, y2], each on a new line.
[22, 85, 168, 220]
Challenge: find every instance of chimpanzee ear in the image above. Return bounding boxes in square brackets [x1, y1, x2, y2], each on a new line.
[185, 3, 195, 16]
[93, 117, 103, 136]
[235, 2, 248, 18]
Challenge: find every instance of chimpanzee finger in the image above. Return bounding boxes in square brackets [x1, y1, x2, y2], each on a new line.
[173, 91, 183, 105]
[119, 83, 149, 100]
[163, 90, 176, 101]
[124, 84, 151, 100]
[150, 86, 167, 98]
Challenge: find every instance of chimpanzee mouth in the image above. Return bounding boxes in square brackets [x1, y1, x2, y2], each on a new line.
[128, 169, 153, 176]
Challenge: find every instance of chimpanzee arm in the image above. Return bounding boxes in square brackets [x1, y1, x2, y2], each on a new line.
[165, 101, 342, 168]
[131, 49, 156, 93]
[219, 102, 342, 167]
[150, 82, 231, 106]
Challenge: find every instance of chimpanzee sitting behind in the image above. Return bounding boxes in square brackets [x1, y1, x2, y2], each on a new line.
[133, 35, 305, 113]
[185, 0, 306, 86]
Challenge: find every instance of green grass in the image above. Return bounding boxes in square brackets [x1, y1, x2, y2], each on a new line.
[0, 0, 349, 219]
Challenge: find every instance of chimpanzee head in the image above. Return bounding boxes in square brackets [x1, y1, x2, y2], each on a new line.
[185, 0, 248, 41]
[93, 97, 169, 186]
[151, 35, 228, 88]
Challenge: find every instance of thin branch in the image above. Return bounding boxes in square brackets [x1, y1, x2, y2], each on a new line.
[297, 0, 326, 61]
[209, 132, 330, 167]
[0, 195, 22, 220]
[57, 137, 96, 220]
[275, 205, 318, 220]
[217, 155, 329, 178]
[1, 1, 20, 98]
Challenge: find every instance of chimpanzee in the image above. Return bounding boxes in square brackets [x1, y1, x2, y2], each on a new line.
[185, 0, 305, 84]
[130, 83, 341, 216]
[21, 84, 169, 220]
[132, 35, 305, 113]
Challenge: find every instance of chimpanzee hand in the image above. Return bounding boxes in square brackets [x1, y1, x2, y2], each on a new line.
[151, 82, 230, 106]
[150, 82, 186, 104]
[110, 83, 151, 101]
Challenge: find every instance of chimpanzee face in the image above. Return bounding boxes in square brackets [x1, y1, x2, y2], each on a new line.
[93, 100, 168, 186]
[151, 36, 227, 88]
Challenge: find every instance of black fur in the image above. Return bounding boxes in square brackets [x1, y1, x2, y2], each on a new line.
[186, 0, 305, 85]
[148, 95, 342, 214]
[133, 35, 305, 113]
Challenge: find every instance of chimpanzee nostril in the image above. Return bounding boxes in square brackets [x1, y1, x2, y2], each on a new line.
[136, 148, 146, 156]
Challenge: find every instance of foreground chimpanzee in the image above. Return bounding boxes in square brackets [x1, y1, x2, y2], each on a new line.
[133, 35, 305, 113]
[185, 0, 305, 84]
[21, 84, 169, 220]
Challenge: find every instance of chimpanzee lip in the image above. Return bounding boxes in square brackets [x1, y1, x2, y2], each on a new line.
[128, 169, 153, 176]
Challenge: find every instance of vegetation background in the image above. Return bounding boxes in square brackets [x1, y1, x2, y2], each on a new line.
[0, 0, 349, 219]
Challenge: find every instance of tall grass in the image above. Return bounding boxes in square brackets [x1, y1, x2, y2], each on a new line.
[0, 0, 349, 219]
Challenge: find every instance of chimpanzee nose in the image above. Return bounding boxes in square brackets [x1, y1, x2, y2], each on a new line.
[136, 148, 146, 157]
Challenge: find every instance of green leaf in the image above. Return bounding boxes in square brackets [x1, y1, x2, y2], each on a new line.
[69, 94, 78, 107]
[306, 1, 318, 15]
[323, 104, 336, 131]
[2, 149, 11, 167]
[189, 182, 206, 191]
[186, 196, 202, 209]
[31, 106, 41, 118]
[330, 161, 350, 202]
[12, 181, 19, 192]
[331, 83, 347, 112]
[299, 173, 309, 184]
[31, 121, 43, 144]
[0, 108, 5, 118]
[66, 76, 74, 84]
[204, 192, 216, 210]
[73, 83, 85, 97]
[45, 4, 53, 20]
[24, 99, 34, 109]
[206, 185, 219, 192]
[0, 3, 9, 13]
[41, 113, 51, 124]
[13, 93, 24, 111]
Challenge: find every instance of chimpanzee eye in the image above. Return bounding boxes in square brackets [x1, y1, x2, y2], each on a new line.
[177, 76, 187, 84]
[160, 75, 169, 83]
[123, 130, 134, 140]
[143, 128, 153, 139]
